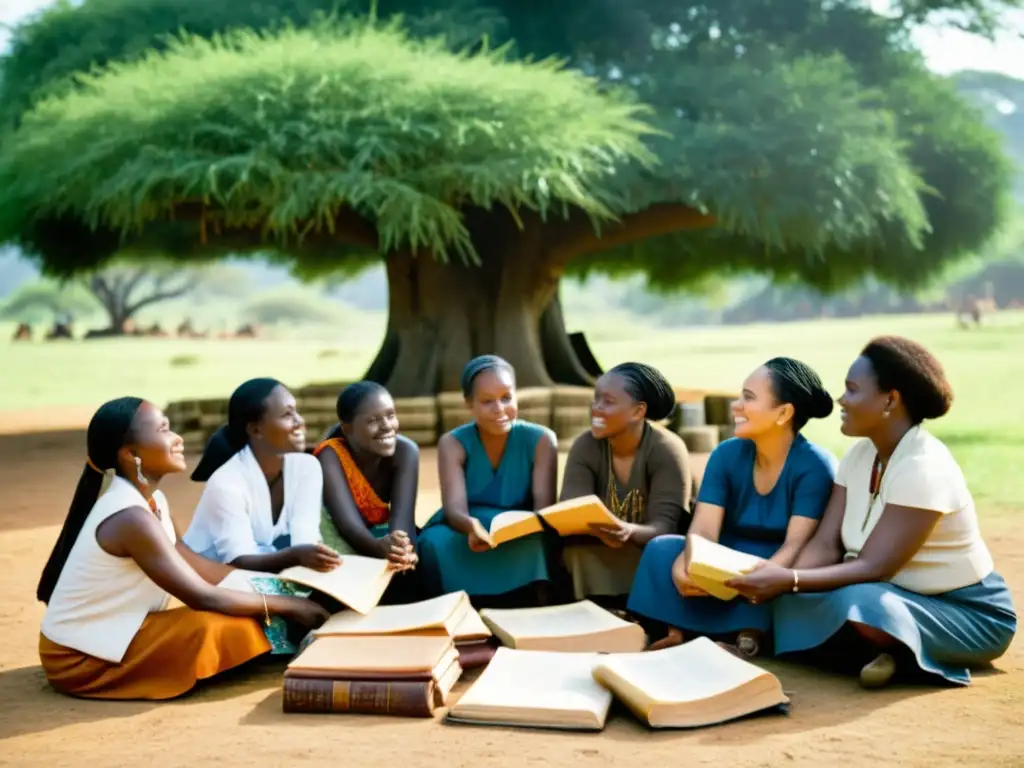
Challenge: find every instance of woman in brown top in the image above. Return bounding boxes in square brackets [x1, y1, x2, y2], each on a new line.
[558, 362, 694, 603]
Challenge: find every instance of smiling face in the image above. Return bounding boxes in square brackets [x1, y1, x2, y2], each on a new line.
[838, 356, 893, 437]
[467, 367, 517, 437]
[731, 366, 794, 440]
[120, 401, 187, 477]
[247, 385, 307, 453]
[590, 372, 644, 440]
[342, 390, 399, 457]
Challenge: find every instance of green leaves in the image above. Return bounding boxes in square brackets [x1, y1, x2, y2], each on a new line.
[0, 22, 657, 269]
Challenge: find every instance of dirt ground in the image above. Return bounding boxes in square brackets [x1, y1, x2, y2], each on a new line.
[1, 415, 1022, 768]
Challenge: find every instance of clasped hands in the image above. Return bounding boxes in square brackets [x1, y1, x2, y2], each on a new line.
[382, 530, 418, 572]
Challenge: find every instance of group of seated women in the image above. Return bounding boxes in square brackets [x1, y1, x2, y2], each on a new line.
[36, 335, 1017, 703]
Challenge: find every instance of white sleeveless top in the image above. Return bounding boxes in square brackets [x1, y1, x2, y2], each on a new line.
[41, 476, 176, 663]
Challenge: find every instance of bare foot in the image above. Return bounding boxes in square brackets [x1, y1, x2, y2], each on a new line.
[647, 627, 684, 651]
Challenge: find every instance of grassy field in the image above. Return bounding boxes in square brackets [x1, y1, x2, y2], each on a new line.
[2, 308, 1022, 512]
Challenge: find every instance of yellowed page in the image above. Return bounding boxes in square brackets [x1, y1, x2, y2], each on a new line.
[287, 634, 456, 676]
[592, 636, 787, 726]
[279, 555, 393, 614]
[453, 606, 492, 642]
[450, 647, 611, 729]
[538, 494, 619, 536]
[487, 510, 543, 546]
[480, 600, 646, 652]
[687, 534, 763, 601]
[313, 591, 470, 637]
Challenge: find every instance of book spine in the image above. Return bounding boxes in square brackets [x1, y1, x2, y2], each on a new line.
[282, 678, 436, 717]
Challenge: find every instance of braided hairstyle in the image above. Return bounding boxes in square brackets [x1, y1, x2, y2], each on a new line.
[607, 362, 676, 421]
[763, 357, 834, 431]
[461, 355, 515, 399]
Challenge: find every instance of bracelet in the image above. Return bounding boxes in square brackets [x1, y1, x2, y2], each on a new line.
[792, 570, 800, 594]
[260, 593, 271, 626]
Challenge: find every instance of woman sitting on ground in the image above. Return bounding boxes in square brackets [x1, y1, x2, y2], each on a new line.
[418, 355, 559, 606]
[628, 357, 836, 657]
[184, 378, 340, 574]
[37, 398, 329, 701]
[558, 362, 694, 604]
[728, 337, 1017, 687]
[316, 381, 419, 600]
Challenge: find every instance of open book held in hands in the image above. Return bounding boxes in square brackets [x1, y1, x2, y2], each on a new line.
[277, 555, 393, 614]
[592, 636, 790, 728]
[686, 534, 764, 601]
[475, 494, 621, 548]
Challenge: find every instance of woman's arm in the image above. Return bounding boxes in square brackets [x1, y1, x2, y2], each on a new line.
[767, 462, 834, 567]
[319, 447, 389, 557]
[531, 429, 559, 512]
[170, 514, 235, 586]
[726, 502, 943, 600]
[791, 484, 847, 569]
[97, 507, 329, 627]
[630, 432, 694, 546]
[559, 434, 598, 502]
[389, 436, 420, 546]
[437, 433, 474, 535]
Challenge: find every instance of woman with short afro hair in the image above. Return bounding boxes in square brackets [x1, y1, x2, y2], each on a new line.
[728, 336, 1016, 688]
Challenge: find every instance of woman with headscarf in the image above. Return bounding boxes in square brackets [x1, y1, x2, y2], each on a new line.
[184, 378, 340, 573]
[627, 357, 837, 657]
[558, 362, 695, 604]
[417, 355, 559, 605]
[37, 397, 329, 700]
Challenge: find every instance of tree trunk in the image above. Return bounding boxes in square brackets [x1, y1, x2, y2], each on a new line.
[364, 224, 596, 397]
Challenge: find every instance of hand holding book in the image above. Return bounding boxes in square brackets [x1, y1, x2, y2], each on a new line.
[587, 521, 633, 549]
[724, 560, 795, 602]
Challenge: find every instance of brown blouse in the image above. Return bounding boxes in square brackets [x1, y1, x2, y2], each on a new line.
[559, 422, 694, 535]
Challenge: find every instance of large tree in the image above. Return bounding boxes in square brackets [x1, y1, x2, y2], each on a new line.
[0, 1, 1015, 395]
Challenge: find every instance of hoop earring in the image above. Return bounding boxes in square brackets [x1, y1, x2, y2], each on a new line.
[135, 456, 149, 486]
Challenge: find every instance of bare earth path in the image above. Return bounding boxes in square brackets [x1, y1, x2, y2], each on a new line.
[1, 420, 1021, 768]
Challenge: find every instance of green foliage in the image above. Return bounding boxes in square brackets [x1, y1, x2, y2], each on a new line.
[0, 22, 657, 273]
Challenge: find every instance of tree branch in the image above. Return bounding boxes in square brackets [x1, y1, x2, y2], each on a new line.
[548, 203, 717, 270]
[119, 267, 152, 308]
[124, 276, 195, 318]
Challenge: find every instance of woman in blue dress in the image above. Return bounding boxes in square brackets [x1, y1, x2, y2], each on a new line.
[627, 357, 836, 656]
[727, 337, 1016, 687]
[418, 355, 559, 606]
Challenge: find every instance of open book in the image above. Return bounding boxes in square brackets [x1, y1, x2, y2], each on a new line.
[476, 494, 621, 548]
[448, 647, 612, 731]
[480, 600, 646, 653]
[592, 636, 789, 728]
[313, 591, 474, 638]
[686, 534, 764, 601]
[277, 555, 394, 614]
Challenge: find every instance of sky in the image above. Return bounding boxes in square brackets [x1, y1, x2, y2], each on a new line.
[1, 0, 1022, 76]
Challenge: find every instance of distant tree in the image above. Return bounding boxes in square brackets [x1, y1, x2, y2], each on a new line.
[84, 265, 197, 333]
[0, 279, 97, 323]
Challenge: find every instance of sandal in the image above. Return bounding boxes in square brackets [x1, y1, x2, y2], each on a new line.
[859, 652, 896, 689]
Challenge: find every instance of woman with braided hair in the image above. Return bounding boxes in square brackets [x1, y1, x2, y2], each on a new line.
[628, 357, 836, 657]
[559, 362, 695, 604]
[729, 337, 1016, 687]
[37, 398, 328, 700]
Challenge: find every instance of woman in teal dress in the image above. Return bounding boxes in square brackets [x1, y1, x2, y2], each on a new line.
[418, 355, 559, 605]
[627, 357, 836, 657]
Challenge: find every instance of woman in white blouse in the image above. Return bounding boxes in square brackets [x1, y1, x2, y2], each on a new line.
[184, 378, 340, 573]
[727, 336, 1016, 688]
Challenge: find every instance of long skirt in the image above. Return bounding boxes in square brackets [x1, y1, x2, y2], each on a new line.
[562, 541, 644, 601]
[626, 534, 772, 634]
[39, 607, 271, 700]
[418, 507, 551, 597]
[773, 571, 1017, 685]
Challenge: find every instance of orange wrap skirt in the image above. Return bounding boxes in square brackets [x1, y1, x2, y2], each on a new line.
[39, 607, 272, 700]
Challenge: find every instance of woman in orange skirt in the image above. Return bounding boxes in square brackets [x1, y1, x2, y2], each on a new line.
[37, 397, 331, 701]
